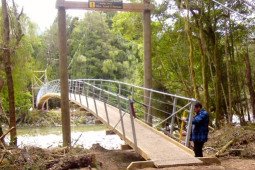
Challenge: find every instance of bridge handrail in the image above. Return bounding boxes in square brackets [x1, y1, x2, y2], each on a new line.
[36, 79, 196, 148]
[76, 79, 196, 101]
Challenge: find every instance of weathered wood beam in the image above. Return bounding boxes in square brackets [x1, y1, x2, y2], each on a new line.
[127, 161, 155, 170]
[121, 144, 132, 150]
[198, 157, 221, 165]
[56, 1, 154, 12]
[105, 129, 115, 135]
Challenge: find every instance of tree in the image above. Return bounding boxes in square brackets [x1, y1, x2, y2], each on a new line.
[2, 0, 18, 145]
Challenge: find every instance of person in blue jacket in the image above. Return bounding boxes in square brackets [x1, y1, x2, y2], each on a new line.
[182, 102, 209, 157]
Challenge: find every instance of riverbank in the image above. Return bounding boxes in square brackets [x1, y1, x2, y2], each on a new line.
[14, 108, 97, 127]
[1, 110, 255, 169]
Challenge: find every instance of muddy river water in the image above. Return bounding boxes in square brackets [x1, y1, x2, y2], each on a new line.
[4, 125, 124, 150]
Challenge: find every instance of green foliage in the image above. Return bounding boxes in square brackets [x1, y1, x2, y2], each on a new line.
[67, 11, 141, 81]
[1, 0, 255, 128]
[0, 8, 37, 114]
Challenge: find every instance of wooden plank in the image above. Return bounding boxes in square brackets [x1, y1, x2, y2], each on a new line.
[105, 130, 115, 135]
[127, 161, 155, 170]
[56, 1, 154, 12]
[94, 119, 103, 124]
[198, 157, 221, 165]
[134, 118, 195, 156]
[86, 112, 94, 116]
[121, 144, 132, 150]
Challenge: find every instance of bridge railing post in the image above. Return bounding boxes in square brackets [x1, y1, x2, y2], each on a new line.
[131, 86, 134, 100]
[78, 81, 82, 105]
[93, 83, 98, 117]
[146, 90, 152, 124]
[74, 80, 77, 101]
[185, 100, 195, 147]
[69, 80, 71, 99]
[102, 90, 110, 126]
[85, 82, 89, 109]
[107, 81, 111, 103]
[170, 96, 177, 135]
[99, 79, 102, 100]
[129, 99, 139, 157]
[119, 83, 121, 95]
[117, 95, 126, 141]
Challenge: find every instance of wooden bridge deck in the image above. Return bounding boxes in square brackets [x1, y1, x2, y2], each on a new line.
[42, 93, 203, 167]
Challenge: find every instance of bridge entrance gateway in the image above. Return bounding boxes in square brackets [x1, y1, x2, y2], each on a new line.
[57, 0, 153, 148]
[36, 79, 206, 167]
[53, 0, 205, 168]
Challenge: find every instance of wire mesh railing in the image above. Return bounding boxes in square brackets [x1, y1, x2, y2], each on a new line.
[36, 79, 197, 148]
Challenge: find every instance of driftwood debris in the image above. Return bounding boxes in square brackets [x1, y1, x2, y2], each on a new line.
[0, 127, 15, 141]
[46, 154, 95, 170]
[215, 138, 235, 157]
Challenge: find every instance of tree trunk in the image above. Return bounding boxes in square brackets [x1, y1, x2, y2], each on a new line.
[2, 0, 17, 145]
[244, 49, 255, 120]
[214, 40, 222, 128]
[0, 79, 5, 143]
[198, 2, 209, 112]
[184, 0, 200, 100]
[224, 15, 233, 123]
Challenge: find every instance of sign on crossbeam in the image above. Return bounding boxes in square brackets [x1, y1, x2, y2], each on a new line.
[89, 0, 123, 9]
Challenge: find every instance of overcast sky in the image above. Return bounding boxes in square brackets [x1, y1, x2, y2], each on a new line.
[15, 0, 164, 31]
[16, 0, 87, 30]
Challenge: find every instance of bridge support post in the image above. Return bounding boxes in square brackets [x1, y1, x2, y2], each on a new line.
[58, 4, 71, 147]
[143, 0, 152, 126]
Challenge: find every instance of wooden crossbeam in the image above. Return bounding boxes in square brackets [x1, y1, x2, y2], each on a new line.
[56, 0, 154, 12]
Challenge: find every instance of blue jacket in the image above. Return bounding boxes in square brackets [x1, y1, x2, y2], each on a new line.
[188, 109, 209, 142]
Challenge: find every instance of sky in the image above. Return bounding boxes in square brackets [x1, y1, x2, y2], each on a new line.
[16, 0, 86, 30]
[15, 0, 164, 31]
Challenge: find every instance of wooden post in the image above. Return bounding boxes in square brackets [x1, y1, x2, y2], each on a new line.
[58, 1, 71, 146]
[143, 0, 152, 126]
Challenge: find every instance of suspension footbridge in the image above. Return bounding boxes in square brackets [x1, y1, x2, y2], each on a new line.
[36, 79, 203, 167]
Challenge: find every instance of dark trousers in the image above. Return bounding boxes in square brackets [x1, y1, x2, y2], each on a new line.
[193, 141, 205, 157]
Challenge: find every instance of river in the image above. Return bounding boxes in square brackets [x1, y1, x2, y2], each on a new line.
[4, 125, 124, 150]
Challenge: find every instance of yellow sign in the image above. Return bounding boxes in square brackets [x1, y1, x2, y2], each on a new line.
[90, 2, 96, 8]
[89, 0, 123, 9]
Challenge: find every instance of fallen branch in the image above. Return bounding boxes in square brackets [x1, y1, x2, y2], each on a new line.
[0, 103, 10, 125]
[216, 152, 230, 157]
[215, 138, 235, 157]
[72, 134, 82, 147]
[0, 153, 6, 164]
[0, 127, 15, 140]
[209, 126, 215, 132]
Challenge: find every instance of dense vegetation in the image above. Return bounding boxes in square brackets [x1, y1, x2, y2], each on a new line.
[1, 0, 255, 138]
